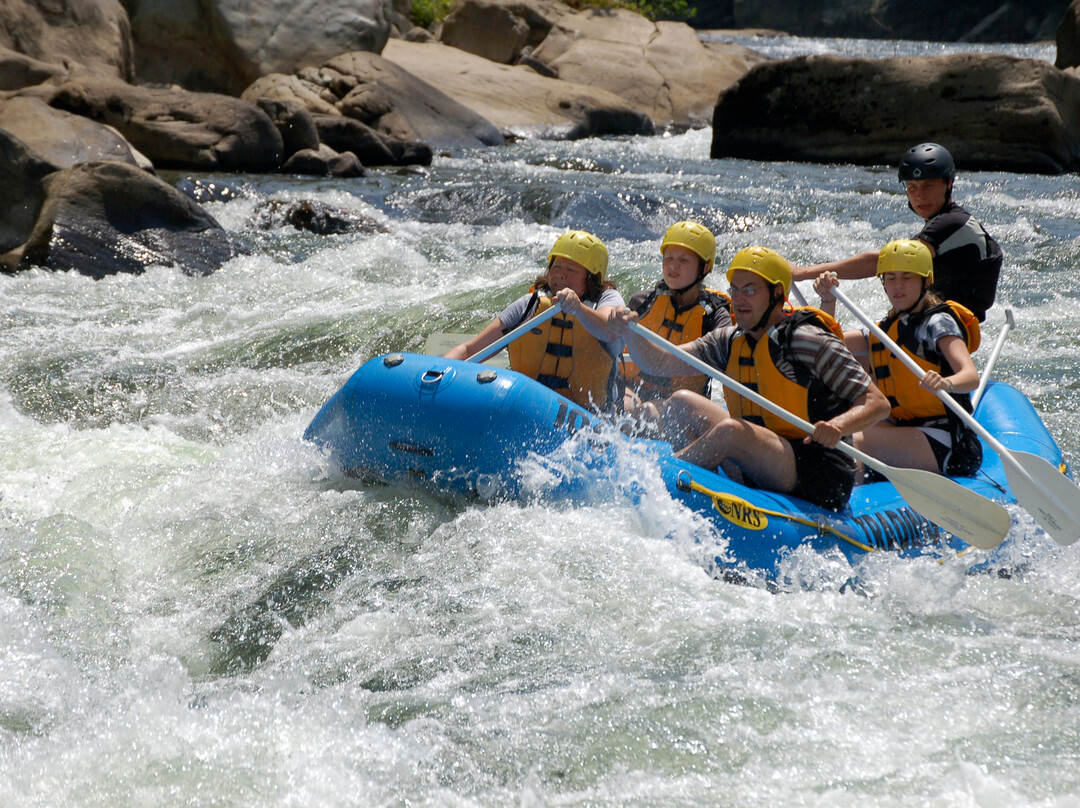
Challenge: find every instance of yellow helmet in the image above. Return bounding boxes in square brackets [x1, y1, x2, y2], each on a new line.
[726, 246, 791, 296]
[548, 230, 609, 281]
[877, 239, 933, 282]
[660, 221, 716, 275]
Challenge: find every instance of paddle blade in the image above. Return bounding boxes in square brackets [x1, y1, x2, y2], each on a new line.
[885, 465, 1013, 550]
[1002, 451, 1080, 545]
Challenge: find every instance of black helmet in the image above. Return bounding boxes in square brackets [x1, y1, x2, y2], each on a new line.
[897, 143, 955, 182]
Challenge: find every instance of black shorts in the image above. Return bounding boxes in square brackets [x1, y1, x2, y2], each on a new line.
[789, 438, 857, 511]
[922, 414, 983, 477]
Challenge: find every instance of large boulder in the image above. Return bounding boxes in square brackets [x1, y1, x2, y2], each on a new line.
[381, 39, 654, 139]
[0, 0, 133, 81]
[710, 53, 1080, 175]
[519, 6, 760, 129]
[244, 51, 504, 151]
[14, 161, 239, 277]
[123, 0, 394, 95]
[44, 74, 283, 171]
[0, 96, 155, 257]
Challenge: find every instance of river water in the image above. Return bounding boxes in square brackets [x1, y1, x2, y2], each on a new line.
[2, 35, 1078, 807]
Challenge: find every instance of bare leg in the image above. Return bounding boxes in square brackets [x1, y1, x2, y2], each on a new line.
[855, 422, 939, 473]
[675, 414, 799, 494]
[659, 389, 728, 451]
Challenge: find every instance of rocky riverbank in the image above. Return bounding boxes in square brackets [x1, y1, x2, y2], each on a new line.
[3, 0, 1080, 278]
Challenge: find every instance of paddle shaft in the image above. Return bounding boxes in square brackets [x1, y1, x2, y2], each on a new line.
[466, 303, 562, 363]
[832, 287, 1079, 543]
[972, 307, 1014, 408]
[788, 281, 809, 307]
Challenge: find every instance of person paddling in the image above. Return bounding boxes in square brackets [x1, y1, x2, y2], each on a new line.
[443, 230, 625, 412]
[621, 221, 732, 419]
[814, 239, 983, 480]
[611, 246, 890, 510]
[792, 142, 1002, 322]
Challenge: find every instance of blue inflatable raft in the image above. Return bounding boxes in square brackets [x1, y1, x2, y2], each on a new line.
[304, 352, 1069, 576]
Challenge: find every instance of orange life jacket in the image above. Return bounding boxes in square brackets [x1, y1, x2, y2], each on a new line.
[868, 301, 979, 423]
[722, 308, 851, 440]
[507, 292, 616, 411]
[621, 286, 730, 400]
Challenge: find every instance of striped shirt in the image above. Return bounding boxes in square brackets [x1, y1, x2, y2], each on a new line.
[689, 322, 873, 404]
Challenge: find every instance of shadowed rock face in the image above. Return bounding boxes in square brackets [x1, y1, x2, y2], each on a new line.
[1058, 0, 1080, 70]
[711, 52, 1080, 175]
[125, 0, 393, 95]
[0, 128, 55, 256]
[18, 161, 241, 277]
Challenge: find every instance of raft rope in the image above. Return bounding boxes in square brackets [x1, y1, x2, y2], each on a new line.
[676, 471, 877, 554]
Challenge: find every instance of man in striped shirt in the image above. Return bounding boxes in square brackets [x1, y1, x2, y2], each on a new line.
[612, 246, 889, 510]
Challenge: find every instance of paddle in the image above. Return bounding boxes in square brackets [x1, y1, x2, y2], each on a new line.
[788, 281, 809, 306]
[465, 303, 563, 363]
[627, 322, 1011, 549]
[972, 307, 1014, 409]
[831, 287, 1080, 546]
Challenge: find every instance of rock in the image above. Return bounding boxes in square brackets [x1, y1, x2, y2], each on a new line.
[0, 128, 54, 256]
[325, 51, 505, 150]
[249, 199, 384, 234]
[439, 0, 564, 65]
[381, 39, 654, 139]
[242, 73, 341, 117]
[255, 97, 321, 159]
[16, 160, 240, 277]
[0, 45, 69, 92]
[45, 74, 283, 171]
[506, 6, 759, 129]
[1057, 0, 1080, 70]
[125, 0, 394, 95]
[0, 0, 133, 81]
[280, 144, 366, 177]
[308, 113, 431, 167]
[243, 54, 492, 155]
[309, 114, 394, 166]
[402, 26, 436, 43]
[0, 96, 147, 170]
[710, 53, 1080, 175]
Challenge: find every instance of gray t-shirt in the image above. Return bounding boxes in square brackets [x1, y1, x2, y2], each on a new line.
[689, 322, 873, 404]
[862, 308, 964, 359]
